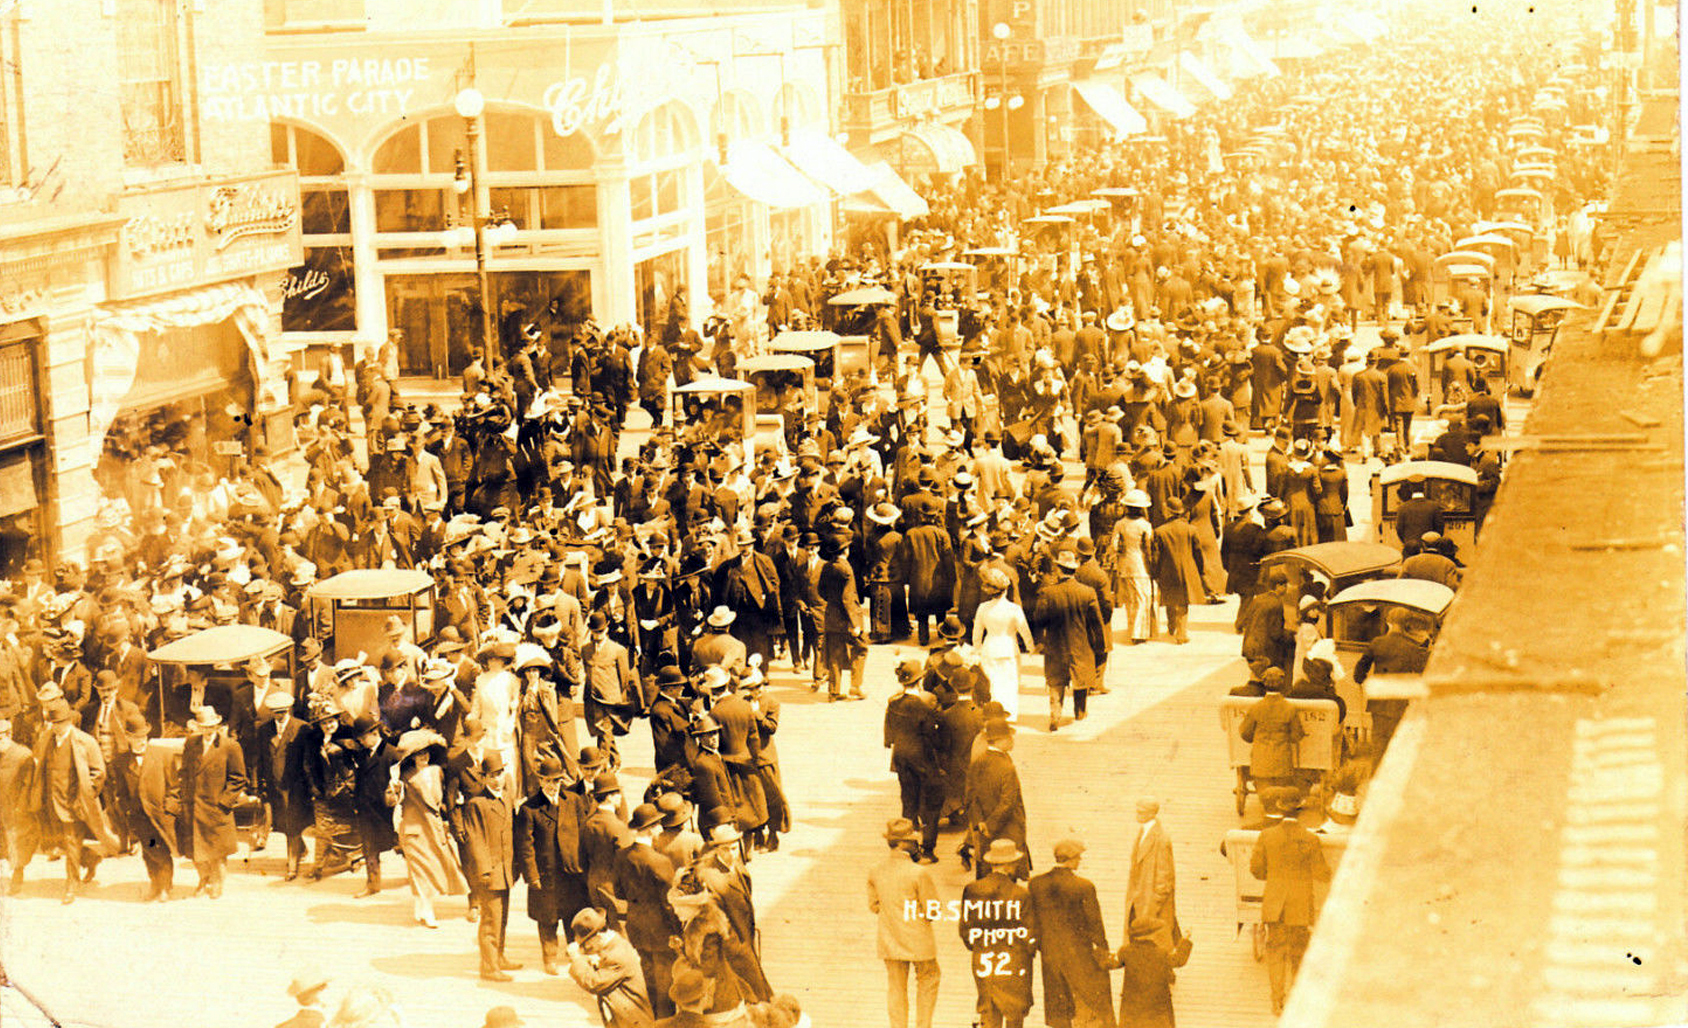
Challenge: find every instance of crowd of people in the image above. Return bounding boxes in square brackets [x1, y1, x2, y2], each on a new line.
[0, 8, 1613, 1028]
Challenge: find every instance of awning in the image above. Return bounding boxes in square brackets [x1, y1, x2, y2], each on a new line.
[1129, 72, 1197, 119]
[1072, 79, 1149, 138]
[89, 281, 270, 469]
[718, 139, 831, 210]
[899, 123, 978, 175]
[1220, 23, 1280, 78]
[1093, 42, 1129, 71]
[843, 160, 930, 219]
[1179, 52, 1233, 101]
[781, 129, 882, 197]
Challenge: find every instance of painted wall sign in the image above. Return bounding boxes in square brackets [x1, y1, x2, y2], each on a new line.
[200, 58, 435, 122]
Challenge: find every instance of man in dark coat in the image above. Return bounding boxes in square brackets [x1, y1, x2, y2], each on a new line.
[615, 803, 682, 1017]
[1393, 477, 1446, 552]
[710, 678, 769, 845]
[1031, 548, 1108, 731]
[349, 715, 398, 898]
[179, 706, 248, 899]
[1238, 570, 1294, 674]
[714, 528, 784, 669]
[965, 719, 1029, 880]
[685, 716, 739, 838]
[33, 700, 119, 903]
[462, 752, 522, 981]
[514, 753, 592, 975]
[899, 513, 956, 647]
[1249, 336, 1288, 430]
[254, 691, 313, 880]
[1221, 498, 1270, 603]
[581, 772, 632, 928]
[884, 659, 945, 864]
[817, 535, 867, 700]
[960, 839, 1039, 1028]
[1251, 788, 1331, 1014]
[1149, 496, 1205, 644]
[1028, 839, 1114, 1028]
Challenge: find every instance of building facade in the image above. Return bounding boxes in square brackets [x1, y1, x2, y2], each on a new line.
[257, 1, 854, 377]
[0, 0, 301, 568]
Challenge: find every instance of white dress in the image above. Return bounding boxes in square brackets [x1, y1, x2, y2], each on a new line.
[972, 596, 1034, 723]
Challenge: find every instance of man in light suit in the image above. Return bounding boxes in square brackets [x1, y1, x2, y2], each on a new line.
[971, 430, 1017, 507]
[1251, 787, 1330, 1013]
[1124, 798, 1178, 956]
[1028, 839, 1113, 1028]
[868, 818, 941, 1028]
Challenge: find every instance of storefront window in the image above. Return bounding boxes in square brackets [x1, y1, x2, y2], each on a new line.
[274, 123, 356, 335]
[385, 271, 592, 377]
[769, 209, 814, 274]
[375, 189, 447, 233]
[704, 164, 753, 302]
[635, 249, 688, 342]
[0, 325, 44, 575]
[540, 186, 597, 229]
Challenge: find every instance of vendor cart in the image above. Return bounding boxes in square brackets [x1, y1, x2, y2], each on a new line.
[306, 569, 437, 664]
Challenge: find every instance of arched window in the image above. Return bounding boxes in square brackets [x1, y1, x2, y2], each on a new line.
[772, 83, 821, 131]
[628, 103, 699, 223]
[271, 122, 355, 332]
[711, 92, 764, 144]
[630, 103, 700, 166]
[368, 110, 598, 241]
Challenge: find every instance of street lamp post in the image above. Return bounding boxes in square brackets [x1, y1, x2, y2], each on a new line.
[453, 87, 498, 372]
[992, 21, 1011, 180]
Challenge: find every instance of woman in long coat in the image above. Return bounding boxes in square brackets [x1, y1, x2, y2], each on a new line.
[1278, 442, 1321, 548]
[395, 731, 467, 928]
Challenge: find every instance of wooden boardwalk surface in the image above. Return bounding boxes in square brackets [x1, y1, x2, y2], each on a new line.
[746, 597, 1279, 1028]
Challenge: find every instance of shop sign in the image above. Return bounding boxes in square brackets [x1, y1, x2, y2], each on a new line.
[112, 170, 303, 300]
[894, 76, 977, 120]
[281, 246, 356, 333]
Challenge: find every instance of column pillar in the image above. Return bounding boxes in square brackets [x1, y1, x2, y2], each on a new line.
[347, 175, 386, 351]
[685, 161, 709, 330]
[595, 157, 637, 326]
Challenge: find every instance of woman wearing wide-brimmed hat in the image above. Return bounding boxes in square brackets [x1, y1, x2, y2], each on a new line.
[393, 727, 466, 928]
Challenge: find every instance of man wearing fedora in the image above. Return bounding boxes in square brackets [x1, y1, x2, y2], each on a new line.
[179, 704, 249, 899]
[867, 817, 941, 1028]
[33, 699, 119, 902]
[884, 660, 945, 864]
[1032, 546, 1108, 730]
[713, 528, 783, 672]
[960, 838, 1037, 1028]
[566, 906, 655, 1027]
[1251, 786, 1331, 1013]
[462, 751, 523, 981]
[1028, 838, 1114, 1028]
[614, 802, 682, 1015]
[255, 689, 313, 880]
[965, 720, 1028, 880]
[514, 752, 592, 975]
[691, 606, 748, 675]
